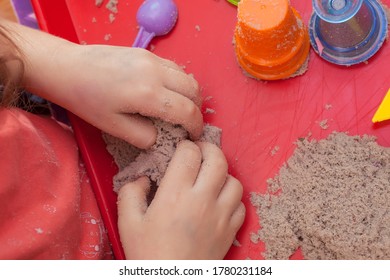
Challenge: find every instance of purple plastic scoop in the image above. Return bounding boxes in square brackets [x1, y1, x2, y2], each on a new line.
[132, 0, 178, 48]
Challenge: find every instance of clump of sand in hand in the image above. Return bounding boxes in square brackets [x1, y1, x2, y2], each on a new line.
[103, 119, 222, 193]
[251, 132, 390, 259]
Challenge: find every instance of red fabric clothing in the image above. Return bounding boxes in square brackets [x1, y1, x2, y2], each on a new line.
[0, 108, 113, 259]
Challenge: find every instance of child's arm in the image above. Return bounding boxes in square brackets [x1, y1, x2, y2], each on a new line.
[117, 141, 246, 259]
[1, 19, 203, 149]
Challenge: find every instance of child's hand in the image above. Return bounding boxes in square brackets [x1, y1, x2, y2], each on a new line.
[3, 20, 203, 149]
[65, 46, 203, 149]
[117, 141, 246, 259]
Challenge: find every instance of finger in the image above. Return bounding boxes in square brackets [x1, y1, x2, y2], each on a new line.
[158, 56, 186, 73]
[117, 177, 151, 228]
[230, 202, 246, 233]
[157, 140, 202, 198]
[217, 175, 243, 213]
[162, 67, 202, 108]
[193, 142, 228, 198]
[129, 88, 204, 140]
[107, 113, 157, 149]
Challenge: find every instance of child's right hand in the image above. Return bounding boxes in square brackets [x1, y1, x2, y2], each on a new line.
[2, 18, 203, 149]
[25, 43, 203, 149]
[58, 46, 204, 149]
[117, 141, 246, 259]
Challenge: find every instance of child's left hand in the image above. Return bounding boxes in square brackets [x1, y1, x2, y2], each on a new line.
[117, 141, 246, 259]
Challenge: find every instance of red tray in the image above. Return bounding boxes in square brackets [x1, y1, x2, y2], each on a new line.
[31, 0, 390, 260]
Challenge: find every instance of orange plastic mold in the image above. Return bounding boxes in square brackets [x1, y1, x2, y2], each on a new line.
[234, 0, 310, 80]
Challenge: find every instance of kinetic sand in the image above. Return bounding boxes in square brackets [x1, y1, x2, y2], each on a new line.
[104, 119, 222, 192]
[251, 132, 390, 259]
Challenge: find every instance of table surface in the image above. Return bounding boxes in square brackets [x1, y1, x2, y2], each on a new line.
[37, 0, 390, 259]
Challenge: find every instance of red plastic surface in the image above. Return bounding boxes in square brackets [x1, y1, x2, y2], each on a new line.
[32, 0, 390, 260]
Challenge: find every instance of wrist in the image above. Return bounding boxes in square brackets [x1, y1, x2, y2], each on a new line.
[0, 19, 79, 105]
[22, 35, 77, 100]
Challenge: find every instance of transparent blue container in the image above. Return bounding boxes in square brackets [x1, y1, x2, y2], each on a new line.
[309, 0, 388, 65]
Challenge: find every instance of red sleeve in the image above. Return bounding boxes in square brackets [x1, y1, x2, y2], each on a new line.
[0, 108, 112, 259]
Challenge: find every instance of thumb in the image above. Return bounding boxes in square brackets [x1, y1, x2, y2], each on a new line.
[117, 177, 150, 231]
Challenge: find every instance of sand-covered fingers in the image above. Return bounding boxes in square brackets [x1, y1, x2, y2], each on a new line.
[161, 66, 202, 108]
[230, 202, 246, 232]
[214, 175, 245, 241]
[217, 175, 244, 215]
[193, 142, 229, 198]
[157, 55, 186, 73]
[133, 50, 202, 114]
[73, 46, 204, 146]
[104, 113, 157, 150]
[116, 141, 246, 259]
[157, 140, 202, 199]
[194, 144, 245, 244]
[117, 177, 151, 235]
[124, 87, 203, 141]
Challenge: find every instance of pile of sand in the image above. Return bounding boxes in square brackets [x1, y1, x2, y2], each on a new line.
[103, 119, 222, 192]
[251, 132, 390, 259]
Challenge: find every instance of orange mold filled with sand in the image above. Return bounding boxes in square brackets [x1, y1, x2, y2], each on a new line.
[234, 0, 310, 80]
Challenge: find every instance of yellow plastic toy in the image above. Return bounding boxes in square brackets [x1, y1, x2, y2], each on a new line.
[372, 88, 390, 123]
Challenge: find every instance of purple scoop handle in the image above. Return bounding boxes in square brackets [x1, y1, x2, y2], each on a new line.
[132, 27, 155, 48]
[132, 0, 178, 48]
